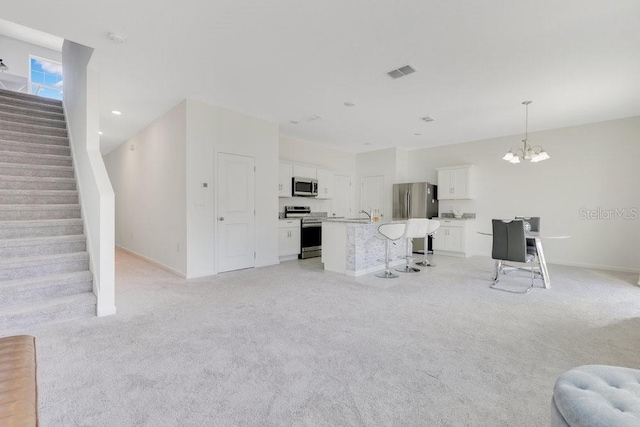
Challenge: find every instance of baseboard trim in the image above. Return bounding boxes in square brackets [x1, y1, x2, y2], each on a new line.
[346, 259, 406, 277]
[468, 254, 639, 274]
[550, 260, 640, 275]
[116, 245, 187, 278]
[97, 305, 117, 317]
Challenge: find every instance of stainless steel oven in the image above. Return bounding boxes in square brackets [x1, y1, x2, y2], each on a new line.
[292, 177, 318, 197]
[284, 206, 322, 259]
[300, 218, 322, 259]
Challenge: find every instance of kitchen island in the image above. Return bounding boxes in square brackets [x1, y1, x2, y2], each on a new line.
[322, 219, 409, 276]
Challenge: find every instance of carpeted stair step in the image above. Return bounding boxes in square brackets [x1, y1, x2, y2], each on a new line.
[0, 96, 62, 115]
[0, 150, 71, 167]
[0, 119, 67, 138]
[0, 129, 68, 147]
[0, 271, 93, 308]
[0, 110, 66, 129]
[0, 175, 76, 191]
[0, 204, 81, 221]
[0, 189, 78, 205]
[0, 162, 74, 178]
[0, 252, 89, 281]
[0, 218, 83, 239]
[0, 89, 62, 107]
[0, 139, 70, 156]
[0, 234, 86, 258]
[0, 94, 63, 115]
[0, 292, 96, 336]
[0, 102, 65, 121]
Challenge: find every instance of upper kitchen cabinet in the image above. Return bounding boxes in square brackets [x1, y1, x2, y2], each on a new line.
[437, 165, 474, 200]
[293, 164, 317, 179]
[316, 169, 334, 199]
[278, 163, 293, 197]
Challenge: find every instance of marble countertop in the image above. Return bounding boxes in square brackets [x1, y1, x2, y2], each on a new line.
[322, 218, 376, 224]
[435, 217, 475, 221]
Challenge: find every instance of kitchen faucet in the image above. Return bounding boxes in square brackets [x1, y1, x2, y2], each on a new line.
[359, 209, 372, 222]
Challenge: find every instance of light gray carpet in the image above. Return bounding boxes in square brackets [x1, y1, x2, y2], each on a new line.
[20, 249, 640, 426]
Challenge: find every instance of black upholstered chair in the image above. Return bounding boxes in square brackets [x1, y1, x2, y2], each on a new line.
[491, 219, 536, 293]
[515, 216, 540, 255]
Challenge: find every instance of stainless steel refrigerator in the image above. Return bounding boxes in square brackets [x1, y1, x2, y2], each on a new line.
[392, 182, 438, 253]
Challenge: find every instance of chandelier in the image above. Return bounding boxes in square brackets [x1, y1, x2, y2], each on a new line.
[503, 101, 550, 163]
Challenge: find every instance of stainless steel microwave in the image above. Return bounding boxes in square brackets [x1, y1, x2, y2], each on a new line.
[292, 177, 318, 197]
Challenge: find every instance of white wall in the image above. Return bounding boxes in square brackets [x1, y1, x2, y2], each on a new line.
[280, 136, 356, 173]
[186, 99, 279, 278]
[0, 34, 61, 79]
[407, 116, 640, 272]
[62, 40, 115, 316]
[104, 102, 187, 276]
[279, 136, 356, 215]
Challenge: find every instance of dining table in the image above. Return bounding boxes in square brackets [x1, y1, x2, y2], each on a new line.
[477, 230, 571, 289]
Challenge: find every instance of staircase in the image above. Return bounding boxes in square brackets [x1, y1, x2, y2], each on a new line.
[0, 89, 96, 336]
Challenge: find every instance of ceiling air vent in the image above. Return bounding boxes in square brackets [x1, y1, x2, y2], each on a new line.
[387, 64, 416, 79]
[420, 116, 435, 122]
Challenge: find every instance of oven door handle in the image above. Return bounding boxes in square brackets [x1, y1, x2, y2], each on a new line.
[302, 224, 322, 228]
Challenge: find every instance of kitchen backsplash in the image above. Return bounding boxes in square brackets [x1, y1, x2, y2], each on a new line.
[278, 197, 331, 215]
[440, 212, 476, 219]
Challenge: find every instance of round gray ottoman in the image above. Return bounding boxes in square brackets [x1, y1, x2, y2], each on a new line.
[552, 365, 640, 426]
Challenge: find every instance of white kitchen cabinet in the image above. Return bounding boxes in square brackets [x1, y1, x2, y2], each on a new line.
[316, 169, 334, 199]
[432, 219, 473, 257]
[437, 165, 473, 200]
[278, 163, 293, 198]
[278, 219, 301, 258]
[293, 164, 317, 180]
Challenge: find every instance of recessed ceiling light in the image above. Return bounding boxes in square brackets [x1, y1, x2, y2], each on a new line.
[107, 32, 126, 44]
[420, 116, 435, 122]
[112, 110, 122, 115]
[305, 115, 322, 122]
[344, 101, 355, 107]
[98, 131, 103, 135]
[414, 133, 422, 136]
[290, 120, 299, 125]
[364, 142, 372, 146]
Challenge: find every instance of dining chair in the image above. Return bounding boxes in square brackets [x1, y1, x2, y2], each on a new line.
[515, 216, 540, 255]
[491, 219, 537, 293]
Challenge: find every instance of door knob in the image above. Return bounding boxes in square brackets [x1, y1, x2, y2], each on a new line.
[218, 217, 225, 221]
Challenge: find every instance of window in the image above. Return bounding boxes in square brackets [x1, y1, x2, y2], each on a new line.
[29, 56, 63, 100]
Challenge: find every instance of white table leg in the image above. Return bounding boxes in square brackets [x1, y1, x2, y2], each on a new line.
[535, 238, 550, 289]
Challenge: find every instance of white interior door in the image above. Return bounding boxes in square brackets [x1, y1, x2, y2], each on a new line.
[332, 174, 352, 217]
[216, 153, 255, 273]
[361, 175, 384, 216]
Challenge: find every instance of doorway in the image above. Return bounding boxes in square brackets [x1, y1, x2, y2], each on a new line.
[216, 153, 255, 273]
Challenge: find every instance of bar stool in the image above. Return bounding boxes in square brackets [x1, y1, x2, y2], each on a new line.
[375, 222, 406, 279]
[396, 218, 429, 273]
[416, 219, 440, 267]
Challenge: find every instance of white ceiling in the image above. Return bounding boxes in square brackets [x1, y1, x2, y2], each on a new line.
[2, 1, 640, 154]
